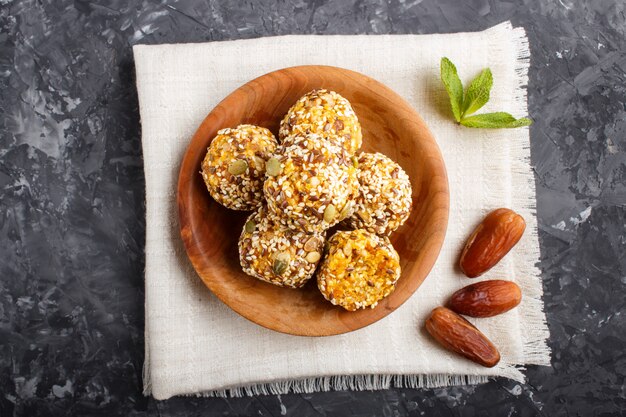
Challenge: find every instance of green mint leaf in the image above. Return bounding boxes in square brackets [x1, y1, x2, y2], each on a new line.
[440, 57, 464, 122]
[462, 68, 493, 117]
[439, 57, 532, 129]
[460, 112, 533, 128]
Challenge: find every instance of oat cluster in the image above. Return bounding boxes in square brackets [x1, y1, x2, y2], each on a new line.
[201, 89, 413, 308]
[279, 89, 362, 154]
[201, 124, 278, 211]
[264, 134, 358, 233]
[345, 152, 413, 236]
[317, 230, 401, 311]
[238, 206, 325, 288]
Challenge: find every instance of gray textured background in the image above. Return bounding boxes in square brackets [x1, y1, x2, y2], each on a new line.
[1, 0, 625, 416]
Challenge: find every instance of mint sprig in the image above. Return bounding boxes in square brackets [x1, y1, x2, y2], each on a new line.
[440, 57, 532, 128]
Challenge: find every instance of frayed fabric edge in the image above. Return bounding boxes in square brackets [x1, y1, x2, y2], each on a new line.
[506, 22, 552, 368]
[191, 374, 495, 398]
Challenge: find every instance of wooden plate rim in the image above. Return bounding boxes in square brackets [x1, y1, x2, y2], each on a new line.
[177, 65, 450, 336]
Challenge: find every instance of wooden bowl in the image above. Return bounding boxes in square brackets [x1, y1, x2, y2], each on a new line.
[178, 65, 449, 336]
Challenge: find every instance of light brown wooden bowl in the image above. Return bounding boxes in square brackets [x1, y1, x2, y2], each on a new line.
[178, 65, 449, 336]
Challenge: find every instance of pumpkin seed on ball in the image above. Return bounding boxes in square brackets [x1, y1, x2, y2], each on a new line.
[323, 204, 337, 223]
[228, 159, 248, 175]
[266, 157, 282, 176]
[273, 259, 288, 275]
[244, 220, 256, 233]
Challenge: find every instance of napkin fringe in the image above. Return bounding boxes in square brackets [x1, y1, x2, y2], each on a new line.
[200, 374, 495, 398]
[507, 23, 552, 367]
[143, 360, 151, 396]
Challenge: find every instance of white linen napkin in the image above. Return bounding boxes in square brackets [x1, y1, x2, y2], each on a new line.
[134, 21, 550, 400]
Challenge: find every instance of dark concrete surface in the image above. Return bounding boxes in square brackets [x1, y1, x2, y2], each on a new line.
[0, 0, 625, 416]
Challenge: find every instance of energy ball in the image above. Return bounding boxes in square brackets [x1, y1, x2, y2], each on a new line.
[263, 133, 359, 233]
[346, 152, 413, 236]
[201, 124, 278, 211]
[238, 206, 326, 288]
[317, 229, 401, 311]
[279, 89, 363, 154]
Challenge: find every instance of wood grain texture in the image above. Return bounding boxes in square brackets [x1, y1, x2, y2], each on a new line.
[177, 65, 449, 336]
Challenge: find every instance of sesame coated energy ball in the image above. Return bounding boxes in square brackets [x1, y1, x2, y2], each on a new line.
[263, 133, 359, 233]
[279, 89, 363, 154]
[201, 124, 278, 211]
[345, 152, 413, 236]
[238, 206, 326, 288]
[317, 229, 401, 311]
